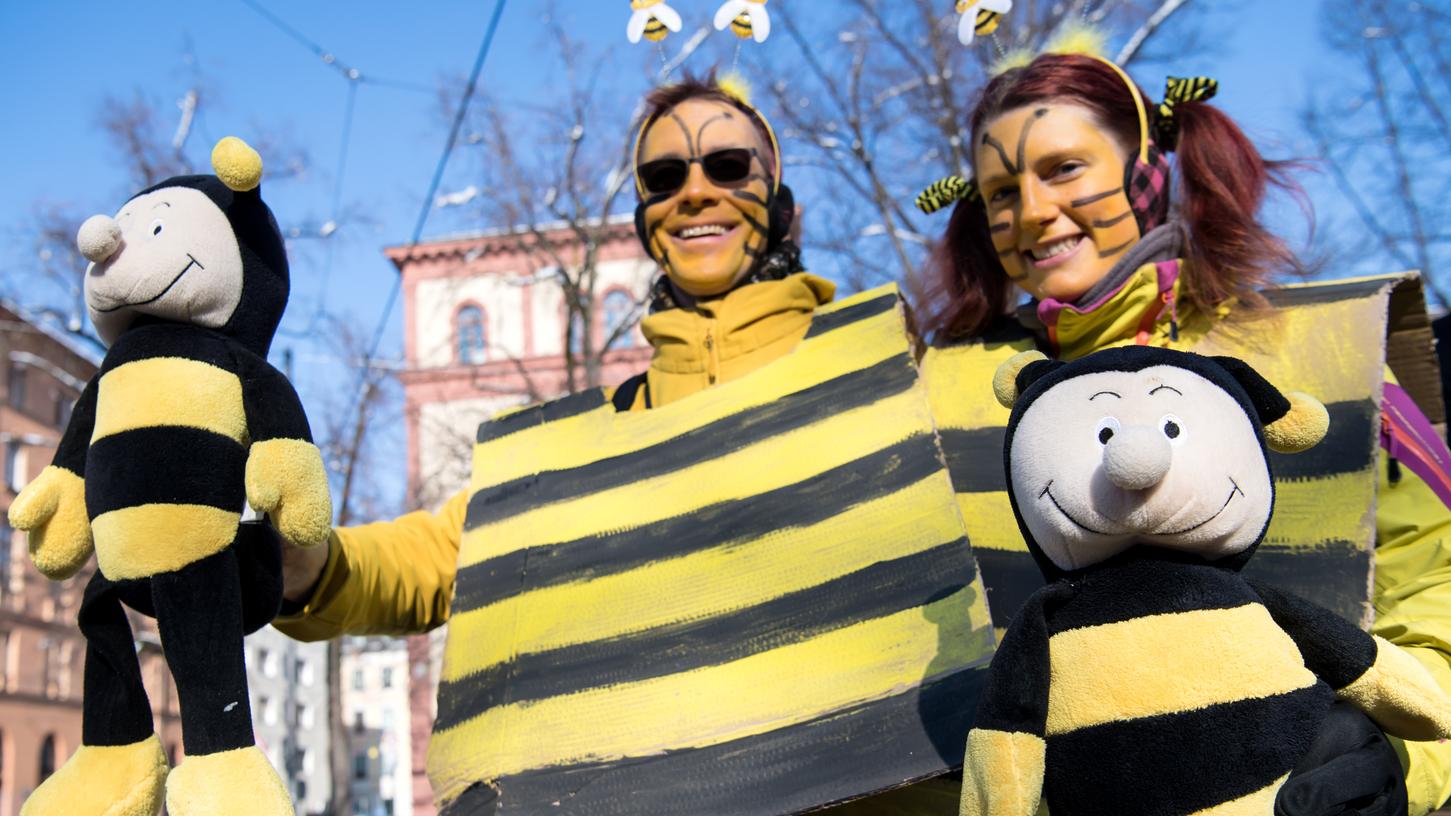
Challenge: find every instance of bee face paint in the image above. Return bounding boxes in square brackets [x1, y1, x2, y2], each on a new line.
[976, 104, 1141, 303]
[637, 99, 773, 298]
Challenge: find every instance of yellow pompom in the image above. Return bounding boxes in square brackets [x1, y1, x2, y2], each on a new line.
[1046, 22, 1107, 58]
[211, 136, 263, 192]
[717, 72, 753, 106]
[1264, 392, 1330, 454]
[993, 350, 1048, 409]
[989, 48, 1037, 76]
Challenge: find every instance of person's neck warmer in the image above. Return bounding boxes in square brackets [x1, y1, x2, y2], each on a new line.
[641, 271, 835, 408]
[1016, 223, 1206, 360]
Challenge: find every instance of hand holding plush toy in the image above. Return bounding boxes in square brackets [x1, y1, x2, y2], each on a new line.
[8, 137, 330, 816]
[961, 346, 1451, 816]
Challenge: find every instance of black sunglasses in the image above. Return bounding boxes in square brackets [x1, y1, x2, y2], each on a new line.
[638, 148, 756, 196]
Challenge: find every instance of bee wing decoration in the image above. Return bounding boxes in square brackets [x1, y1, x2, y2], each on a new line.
[956, 1, 982, 45]
[653, 2, 683, 33]
[627, 6, 651, 43]
[981, 0, 1013, 13]
[714, 0, 750, 31]
[747, 0, 770, 42]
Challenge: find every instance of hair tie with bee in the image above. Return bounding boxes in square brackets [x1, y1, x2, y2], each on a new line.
[1153, 75, 1219, 150]
[916, 175, 979, 214]
[626, 0, 683, 44]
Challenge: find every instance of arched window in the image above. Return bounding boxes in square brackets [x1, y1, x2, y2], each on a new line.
[456, 305, 487, 365]
[568, 311, 588, 358]
[603, 290, 637, 350]
[38, 733, 55, 784]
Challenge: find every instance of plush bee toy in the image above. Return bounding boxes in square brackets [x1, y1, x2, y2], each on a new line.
[8, 137, 331, 816]
[961, 346, 1451, 816]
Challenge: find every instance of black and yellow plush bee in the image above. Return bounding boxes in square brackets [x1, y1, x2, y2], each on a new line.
[8, 137, 330, 816]
[961, 346, 1451, 816]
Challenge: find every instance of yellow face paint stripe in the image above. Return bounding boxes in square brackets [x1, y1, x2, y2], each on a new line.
[93, 357, 247, 443]
[443, 471, 973, 682]
[460, 387, 935, 566]
[469, 309, 906, 488]
[427, 588, 990, 802]
[92, 504, 238, 580]
[1046, 603, 1316, 735]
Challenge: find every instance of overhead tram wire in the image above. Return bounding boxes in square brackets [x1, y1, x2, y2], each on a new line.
[354, 0, 509, 410]
[239, 0, 435, 339]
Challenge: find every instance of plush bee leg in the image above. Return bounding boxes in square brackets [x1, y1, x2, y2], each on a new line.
[152, 546, 293, 816]
[22, 572, 168, 816]
[960, 591, 1053, 816]
[1249, 578, 1451, 741]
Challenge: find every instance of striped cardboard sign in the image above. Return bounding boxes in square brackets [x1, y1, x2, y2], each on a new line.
[432, 285, 995, 815]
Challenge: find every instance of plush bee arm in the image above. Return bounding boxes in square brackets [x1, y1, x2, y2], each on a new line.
[8, 379, 98, 579]
[1248, 578, 1451, 741]
[239, 351, 332, 550]
[960, 589, 1053, 816]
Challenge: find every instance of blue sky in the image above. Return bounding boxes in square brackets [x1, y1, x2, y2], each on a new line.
[0, 0, 1329, 509]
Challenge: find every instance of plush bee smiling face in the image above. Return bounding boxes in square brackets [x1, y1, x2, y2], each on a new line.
[997, 346, 1329, 576]
[1011, 364, 1273, 571]
[81, 186, 245, 345]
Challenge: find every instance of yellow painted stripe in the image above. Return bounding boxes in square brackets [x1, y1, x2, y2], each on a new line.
[470, 307, 906, 489]
[459, 387, 936, 566]
[956, 492, 1029, 552]
[1045, 604, 1316, 735]
[427, 587, 992, 803]
[444, 471, 975, 682]
[93, 504, 238, 580]
[1265, 469, 1376, 548]
[921, 342, 1027, 432]
[1184, 301, 1386, 406]
[1186, 774, 1288, 816]
[954, 470, 1375, 555]
[93, 357, 247, 443]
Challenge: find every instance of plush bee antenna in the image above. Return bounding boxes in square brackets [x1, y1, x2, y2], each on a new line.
[1263, 392, 1330, 454]
[211, 137, 264, 193]
[993, 350, 1049, 408]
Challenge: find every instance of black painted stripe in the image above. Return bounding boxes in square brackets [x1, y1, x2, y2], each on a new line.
[438, 665, 986, 816]
[100, 323, 241, 373]
[475, 389, 608, 445]
[976, 541, 1371, 631]
[454, 433, 947, 614]
[1268, 399, 1377, 480]
[436, 538, 978, 731]
[939, 427, 1007, 493]
[1044, 683, 1333, 816]
[940, 399, 1375, 495]
[802, 292, 898, 340]
[465, 354, 918, 530]
[1262, 277, 1392, 308]
[85, 426, 245, 518]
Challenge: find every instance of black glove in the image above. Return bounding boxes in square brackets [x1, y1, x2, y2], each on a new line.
[1276, 701, 1409, 816]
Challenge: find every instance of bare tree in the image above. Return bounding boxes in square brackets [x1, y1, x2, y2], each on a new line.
[761, 0, 1201, 292]
[1301, 0, 1450, 308]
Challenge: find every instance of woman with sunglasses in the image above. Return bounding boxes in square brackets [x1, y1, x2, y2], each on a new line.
[617, 72, 833, 409]
[916, 52, 1451, 815]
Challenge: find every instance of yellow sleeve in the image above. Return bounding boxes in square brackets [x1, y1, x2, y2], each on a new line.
[273, 488, 469, 641]
[1372, 454, 1451, 814]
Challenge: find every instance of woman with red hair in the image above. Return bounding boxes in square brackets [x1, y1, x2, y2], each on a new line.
[916, 53, 1451, 814]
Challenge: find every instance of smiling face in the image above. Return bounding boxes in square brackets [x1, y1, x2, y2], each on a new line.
[637, 98, 774, 298]
[975, 103, 1141, 303]
[83, 186, 244, 345]
[1009, 365, 1273, 572]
